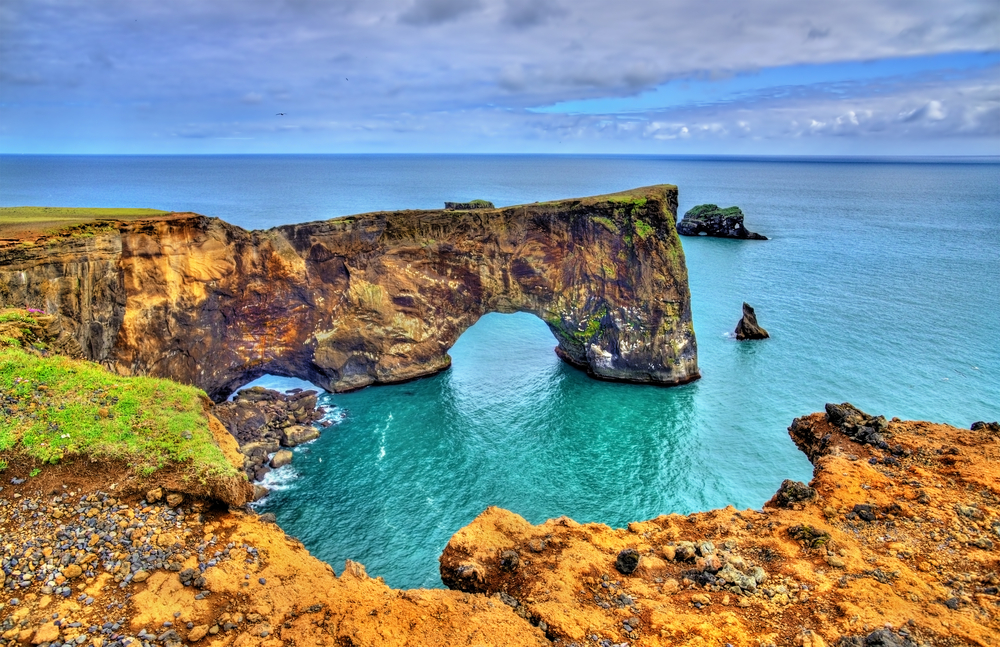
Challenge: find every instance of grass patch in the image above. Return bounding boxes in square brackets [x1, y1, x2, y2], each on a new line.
[592, 216, 619, 234]
[0, 206, 168, 224]
[0, 348, 238, 481]
[0, 207, 170, 240]
[633, 219, 654, 240]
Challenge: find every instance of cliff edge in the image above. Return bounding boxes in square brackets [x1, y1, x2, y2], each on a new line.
[0, 186, 698, 399]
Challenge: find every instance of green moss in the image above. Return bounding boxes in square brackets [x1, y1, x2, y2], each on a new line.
[0, 348, 239, 480]
[633, 219, 654, 240]
[0, 312, 38, 325]
[607, 196, 647, 207]
[579, 315, 602, 339]
[592, 216, 619, 234]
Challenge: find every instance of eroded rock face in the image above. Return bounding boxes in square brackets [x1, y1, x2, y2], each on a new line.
[677, 204, 767, 239]
[1, 186, 699, 400]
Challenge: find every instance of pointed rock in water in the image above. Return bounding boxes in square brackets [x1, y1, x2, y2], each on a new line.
[677, 204, 767, 239]
[735, 302, 769, 340]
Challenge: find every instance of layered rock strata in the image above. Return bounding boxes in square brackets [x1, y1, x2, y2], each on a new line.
[0, 186, 699, 400]
[677, 204, 767, 239]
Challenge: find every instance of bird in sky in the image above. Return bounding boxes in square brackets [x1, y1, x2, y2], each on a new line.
[276, 112, 286, 116]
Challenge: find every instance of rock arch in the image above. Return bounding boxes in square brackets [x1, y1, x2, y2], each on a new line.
[1, 186, 699, 401]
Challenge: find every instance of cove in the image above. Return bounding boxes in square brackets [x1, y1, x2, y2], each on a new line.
[252, 311, 812, 589]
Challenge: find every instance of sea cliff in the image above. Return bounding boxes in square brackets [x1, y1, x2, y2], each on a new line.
[0, 186, 698, 400]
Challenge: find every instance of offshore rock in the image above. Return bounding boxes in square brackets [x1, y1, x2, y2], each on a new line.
[0, 185, 698, 399]
[734, 302, 769, 340]
[677, 204, 767, 239]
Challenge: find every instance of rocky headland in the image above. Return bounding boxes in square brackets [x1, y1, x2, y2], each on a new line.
[0, 186, 698, 401]
[677, 204, 767, 240]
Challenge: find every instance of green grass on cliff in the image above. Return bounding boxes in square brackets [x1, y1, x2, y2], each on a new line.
[0, 346, 239, 480]
[0, 207, 170, 240]
[0, 206, 168, 223]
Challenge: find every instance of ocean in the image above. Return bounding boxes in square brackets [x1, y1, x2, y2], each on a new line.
[2, 154, 998, 588]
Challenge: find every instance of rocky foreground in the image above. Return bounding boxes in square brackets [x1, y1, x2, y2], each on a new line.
[2, 404, 997, 646]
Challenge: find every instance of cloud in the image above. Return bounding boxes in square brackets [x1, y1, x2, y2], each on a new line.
[400, 0, 482, 25]
[502, 0, 566, 28]
[900, 100, 946, 122]
[1, 0, 998, 153]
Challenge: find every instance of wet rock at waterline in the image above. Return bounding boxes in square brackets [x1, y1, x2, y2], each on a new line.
[735, 302, 769, 340]
[213, 387, 328, 483]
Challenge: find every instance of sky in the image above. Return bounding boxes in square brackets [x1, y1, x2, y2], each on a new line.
[1, 0, 998, 155]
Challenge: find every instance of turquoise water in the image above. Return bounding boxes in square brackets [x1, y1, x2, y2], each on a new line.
[2, 155, 998, 588]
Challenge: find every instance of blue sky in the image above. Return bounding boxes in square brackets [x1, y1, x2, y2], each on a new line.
[1, 0, 998, 155]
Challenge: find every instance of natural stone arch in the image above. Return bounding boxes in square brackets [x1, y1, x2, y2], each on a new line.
[1, 185, 699, 401]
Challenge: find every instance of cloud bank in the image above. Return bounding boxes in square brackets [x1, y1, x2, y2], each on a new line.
[0, 0, 997, 153]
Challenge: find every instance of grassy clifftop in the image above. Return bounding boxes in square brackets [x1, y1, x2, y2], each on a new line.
[0, 309, 243, 495]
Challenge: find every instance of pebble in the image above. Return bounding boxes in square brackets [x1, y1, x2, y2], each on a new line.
[0, 488, 260, 647]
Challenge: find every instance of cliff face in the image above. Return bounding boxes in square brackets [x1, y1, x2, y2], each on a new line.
[0, 185, 698, 399]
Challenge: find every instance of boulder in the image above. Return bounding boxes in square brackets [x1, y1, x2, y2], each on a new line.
[734, 302, 769, 340]
[825, 402, 889, 449]
[774, 479, 817, 508]
[270, 449, 294, 468]
[281, 425, 320, 447]
[677, 204, 767, 239]
[615, 548, 640, 574]
[971, 421, 1000, 433]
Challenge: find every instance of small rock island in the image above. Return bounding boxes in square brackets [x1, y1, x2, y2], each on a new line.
[735, 302, 769, 340]
[678, 204, 767, 239]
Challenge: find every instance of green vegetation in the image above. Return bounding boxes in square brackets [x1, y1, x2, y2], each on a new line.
[633, 219, 654, 240]
[0, 347, 238, 480]
[0, 459, 7, 471]
[684, 204, 743, 219]
[466, 199, 492, 208]
[608, 196, 648, 208]
[0, 311, 38, 325]
[0, 207, 170, 241]
[592, 216, 619, 234]
[578, 314, 602, 340]
[0, 206, 168, 223]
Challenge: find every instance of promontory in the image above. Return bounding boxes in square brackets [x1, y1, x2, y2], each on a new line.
[0, 185, 699, 400]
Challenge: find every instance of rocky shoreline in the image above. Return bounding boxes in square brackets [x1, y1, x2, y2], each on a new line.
[211, 387, 330, 497]
[2, 404, 997, 646]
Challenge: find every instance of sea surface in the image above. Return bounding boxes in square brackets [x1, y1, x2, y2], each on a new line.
[2, 154, 998, 589]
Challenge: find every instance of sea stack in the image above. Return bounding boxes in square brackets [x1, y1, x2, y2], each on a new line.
[677, 204, 767, 239]
[735, 302, 769, 340]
